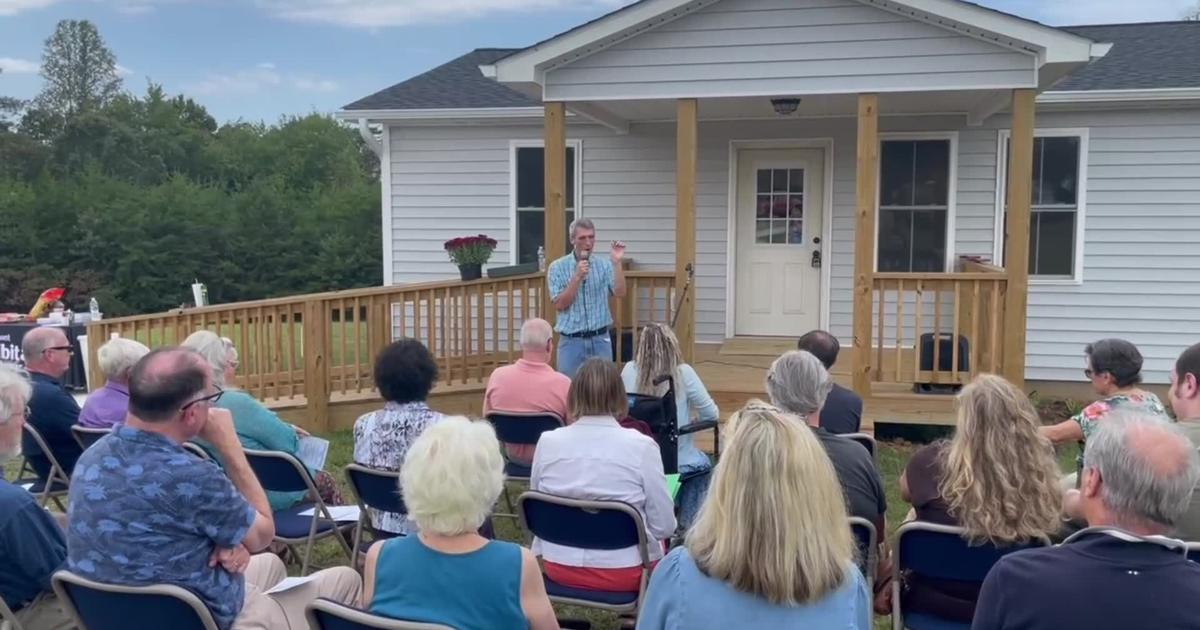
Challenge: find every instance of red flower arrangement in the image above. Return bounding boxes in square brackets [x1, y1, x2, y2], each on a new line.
[444, 234, 498, 266]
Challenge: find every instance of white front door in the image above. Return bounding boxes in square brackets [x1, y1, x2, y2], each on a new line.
[734, 148, 824, 337]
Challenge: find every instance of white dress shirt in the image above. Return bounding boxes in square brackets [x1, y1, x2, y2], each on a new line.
[530, 415, 677, 568]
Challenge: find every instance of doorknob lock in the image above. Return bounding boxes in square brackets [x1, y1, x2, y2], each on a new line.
[811, 250, 822, 268]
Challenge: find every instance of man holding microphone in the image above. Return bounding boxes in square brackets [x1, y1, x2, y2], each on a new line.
[547, 218, 626, 378]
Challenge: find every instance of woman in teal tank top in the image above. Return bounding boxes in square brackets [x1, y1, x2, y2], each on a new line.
[362, 417, 558, 630]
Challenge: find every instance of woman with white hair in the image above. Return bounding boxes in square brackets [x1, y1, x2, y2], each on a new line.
[182, 330, 342, 510]
[362, 417, 558, 630]
[636, 402, 871, 629]
[78, 337, 150, 428]
[621, 322, 718, 529]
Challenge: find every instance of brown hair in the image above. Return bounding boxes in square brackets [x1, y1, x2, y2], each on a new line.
[568, 358, 628, 419]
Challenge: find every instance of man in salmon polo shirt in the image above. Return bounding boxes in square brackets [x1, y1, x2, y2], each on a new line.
[484, 318, 571, 465]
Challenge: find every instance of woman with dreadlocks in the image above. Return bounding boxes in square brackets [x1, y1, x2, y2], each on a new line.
[621, 322, 719, 530]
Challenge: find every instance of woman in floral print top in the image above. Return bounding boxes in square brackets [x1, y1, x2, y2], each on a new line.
[1040, 339, 1169, 469]
[354, 339, 443, 535]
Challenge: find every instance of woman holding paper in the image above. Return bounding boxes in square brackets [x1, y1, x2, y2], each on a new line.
[184, 330, 343, 510]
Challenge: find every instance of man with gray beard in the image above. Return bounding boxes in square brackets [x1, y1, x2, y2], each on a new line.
[0, 363, 71, 628]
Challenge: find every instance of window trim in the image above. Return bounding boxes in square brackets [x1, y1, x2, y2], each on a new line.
[992, 127, 1089, 285]
[508, 138, 584, 266]
[874, 131, 959, 273]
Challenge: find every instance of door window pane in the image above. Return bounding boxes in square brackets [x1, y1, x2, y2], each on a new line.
[754, 168, 805, 246]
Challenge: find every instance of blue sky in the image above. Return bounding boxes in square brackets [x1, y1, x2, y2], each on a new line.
[1, 0, 1196, 123]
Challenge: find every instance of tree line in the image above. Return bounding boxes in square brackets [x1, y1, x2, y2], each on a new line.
[0, 20, 381, 317]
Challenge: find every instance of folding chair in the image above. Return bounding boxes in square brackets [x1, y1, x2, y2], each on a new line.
[181, 442, 212, 461]
[892, 521, 1047, 630]
[843, 432, 876, 459]
[20, 424, 70, 509]
[244, 449, 354, 575]
[71, 425, 111, 450]
[849, 516, 878, 592]
[305, 598, 455, 630]
[485, 412, 564, 519]
[52, 570, 219, 630]
[518, 491, 652, 623]
[0, 596, 24, 630]
[344, 464, 407, 563]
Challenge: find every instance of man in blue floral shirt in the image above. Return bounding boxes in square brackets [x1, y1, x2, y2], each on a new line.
[67, 348, 360, 629]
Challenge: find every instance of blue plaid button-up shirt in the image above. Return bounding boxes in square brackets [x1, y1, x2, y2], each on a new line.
[548, 253, 615, 334]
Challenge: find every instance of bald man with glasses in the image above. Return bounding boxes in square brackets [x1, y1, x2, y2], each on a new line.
[20, 326, 82, 483]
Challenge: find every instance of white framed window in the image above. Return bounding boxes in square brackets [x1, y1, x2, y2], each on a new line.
[509, 139, 583, 265]
[994, 128, 1088, 284]
[876, 132, 958, 272]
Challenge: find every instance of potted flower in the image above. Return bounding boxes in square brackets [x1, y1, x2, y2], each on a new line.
[444, 234, 498, 281]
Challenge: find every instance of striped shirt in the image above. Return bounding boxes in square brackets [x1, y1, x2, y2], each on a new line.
[547, 253, 615, 334]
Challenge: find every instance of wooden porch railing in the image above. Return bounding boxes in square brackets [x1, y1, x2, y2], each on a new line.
[86, 270, 677, 429]
[867, 265, 1008, 387]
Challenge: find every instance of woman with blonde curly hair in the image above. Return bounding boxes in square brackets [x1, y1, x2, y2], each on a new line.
[637, 401, 870, 629]
[898, 373, 1062, 622]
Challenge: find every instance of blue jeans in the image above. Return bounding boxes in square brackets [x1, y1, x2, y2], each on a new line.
[677, 461, 713, 531]
[557, 333, 612, 379]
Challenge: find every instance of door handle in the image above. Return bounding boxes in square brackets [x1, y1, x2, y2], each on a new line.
[811, 250, 822, 268]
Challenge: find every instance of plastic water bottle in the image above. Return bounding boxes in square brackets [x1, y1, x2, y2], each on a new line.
[89, 297, 101, 321]
[537, 246, 546, 271]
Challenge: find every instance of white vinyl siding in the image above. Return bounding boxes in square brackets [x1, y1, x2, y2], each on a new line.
[543, 0, 1036, 102]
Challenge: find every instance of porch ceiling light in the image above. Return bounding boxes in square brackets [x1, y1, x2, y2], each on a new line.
[770, 97, 801, 116]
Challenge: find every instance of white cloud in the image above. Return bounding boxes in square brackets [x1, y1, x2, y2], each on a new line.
[0, 57, 39, 74]
[184, 62, 338, 96]
[115, 63, 134, 76]
[0, 0, 58, 16]
[254, 0, 633, 28]
[953, 0, 1195, 25]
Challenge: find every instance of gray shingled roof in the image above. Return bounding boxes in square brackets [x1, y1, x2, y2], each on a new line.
[342, 21, 1200, 111]
[1057, 22, 1200, 91]
[342, 48, 536, 111]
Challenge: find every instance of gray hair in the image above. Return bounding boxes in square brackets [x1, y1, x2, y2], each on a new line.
[766, 350, 832, 417]
[569, 217, 595, 238]
[1084, 414, 1200, 530]
[181, 330, 232, 388]
[401, 416, 505, 535]
[0, 364, 31, 424]
[519, 318, 553, 350]
[98, 337, 151, 381]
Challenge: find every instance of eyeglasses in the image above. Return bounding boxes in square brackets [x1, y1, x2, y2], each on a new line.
[45, 346, 74, 354]
[182, 386, 224, 412]
[1083, 369, 1093, 379]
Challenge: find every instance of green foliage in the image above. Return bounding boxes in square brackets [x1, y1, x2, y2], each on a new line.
[0, 87, 381, 315]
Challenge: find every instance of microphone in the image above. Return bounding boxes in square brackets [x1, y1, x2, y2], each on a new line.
[579, 250, 590, 284]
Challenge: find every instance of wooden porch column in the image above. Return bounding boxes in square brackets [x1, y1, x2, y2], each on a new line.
[1002, 88, 1036, 387]
[543, 102, 567, 326]
[851, 94, 879, 395]
[675, 99, 698, 363]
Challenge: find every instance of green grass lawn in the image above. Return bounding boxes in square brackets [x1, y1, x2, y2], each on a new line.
[6, 431, 1078, 630]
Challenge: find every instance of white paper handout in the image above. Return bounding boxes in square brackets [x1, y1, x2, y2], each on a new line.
[296, 436, 330, 471]
[264, 576, 317, 595]
[299, 505, 362, 522]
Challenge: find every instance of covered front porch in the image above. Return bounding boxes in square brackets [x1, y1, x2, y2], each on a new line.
[530, 89, 1038, 402]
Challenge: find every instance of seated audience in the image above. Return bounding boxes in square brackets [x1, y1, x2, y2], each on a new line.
[766, 350, 890, 601]
[1040, 339, 1168, 478]
[78, 337, 150, 429]
[354, 339, 443, 535]
[898, 374, 1061, 622]
[483, 318, 571, 465]
[66, 347, 361, 630]
[0, 364, 71, 629]
[362, 417, 558, 630]
[974, 416, 1200, 630]
[184, 330, 342, 510]
[1167, 342, 1200, 540]
[532, 358, 676, 592]
[21, 326, 83, 481]
[621, 322, 719, 529]
[637, 402, 870, 629]
[797, 330, 862, 434]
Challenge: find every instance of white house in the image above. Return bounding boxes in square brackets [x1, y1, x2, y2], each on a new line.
[338, 0, 1200, 390]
